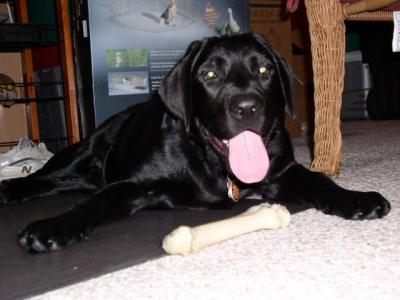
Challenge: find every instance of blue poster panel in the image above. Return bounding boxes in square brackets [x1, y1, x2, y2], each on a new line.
[88, 0, 249, 125]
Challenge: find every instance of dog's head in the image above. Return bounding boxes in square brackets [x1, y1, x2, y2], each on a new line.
[159, 33, 295, 184]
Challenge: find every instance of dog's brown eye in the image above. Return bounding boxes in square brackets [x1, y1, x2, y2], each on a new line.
[259, 66, 269, 76]
[203, 70, 217, 81]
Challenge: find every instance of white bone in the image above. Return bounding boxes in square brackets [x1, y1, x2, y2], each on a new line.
[162, 203, 290, 256]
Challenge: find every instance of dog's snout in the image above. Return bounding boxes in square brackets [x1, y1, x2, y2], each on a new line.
[229, 98, 262, 121]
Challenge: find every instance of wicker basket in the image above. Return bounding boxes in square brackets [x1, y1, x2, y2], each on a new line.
[303, 0, 396, 176]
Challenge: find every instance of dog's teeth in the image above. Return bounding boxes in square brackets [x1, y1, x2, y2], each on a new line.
[222, 140, 229, 145]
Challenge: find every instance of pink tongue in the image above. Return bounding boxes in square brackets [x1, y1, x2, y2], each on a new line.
[228, 130, 269, 184]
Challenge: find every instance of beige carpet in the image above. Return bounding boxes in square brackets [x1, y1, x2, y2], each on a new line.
[30, 120, 400, 300]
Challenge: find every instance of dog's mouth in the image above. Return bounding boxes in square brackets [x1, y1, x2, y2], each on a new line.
[211, 136, 229, 156]
[211, 130, 270, 184]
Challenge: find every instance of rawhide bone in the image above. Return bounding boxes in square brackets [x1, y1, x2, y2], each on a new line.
[162, 203, 290, 256]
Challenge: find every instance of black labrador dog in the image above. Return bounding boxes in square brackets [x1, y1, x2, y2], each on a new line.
[0, 33, 390, 253]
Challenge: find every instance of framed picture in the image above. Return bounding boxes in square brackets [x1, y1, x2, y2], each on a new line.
[83, 0, 249, 126]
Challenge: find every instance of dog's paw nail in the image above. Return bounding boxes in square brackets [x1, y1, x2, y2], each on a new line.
[31, 239, 48, 252]
[350, 210, 364, 220]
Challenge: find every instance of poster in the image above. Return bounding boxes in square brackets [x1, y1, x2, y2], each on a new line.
[88, 0, 249, 125]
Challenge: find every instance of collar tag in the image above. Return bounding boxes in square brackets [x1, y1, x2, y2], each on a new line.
[227, 177, 240, 202]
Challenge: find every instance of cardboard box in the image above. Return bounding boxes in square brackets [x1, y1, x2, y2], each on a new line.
[292, 53, 314, 135]
[250, 0, 292, 63]
[0, 53, 29, 152]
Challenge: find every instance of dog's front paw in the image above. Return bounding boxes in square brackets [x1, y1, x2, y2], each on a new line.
[0, 180, 27, 205]
[351, 192, 391, 220]
[0, 192, 21, 205]
[0, 190, 8, 205]
[18, 217, 85, 253]
[0, 182, 12, 205]
[320, 191, 391, 220]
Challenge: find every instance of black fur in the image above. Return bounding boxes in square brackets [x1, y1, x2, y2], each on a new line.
[0, 33, 390, 253]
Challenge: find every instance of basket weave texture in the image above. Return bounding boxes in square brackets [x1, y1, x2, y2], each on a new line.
[304, 0, 345, 176]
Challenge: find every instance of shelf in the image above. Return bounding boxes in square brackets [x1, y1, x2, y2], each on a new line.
[0, 23, 59, 51]
[0, 81, 65, 104]
[0, 136, 71, 151]
[0, 0, 81, 151]
[0, 96, 65, 104]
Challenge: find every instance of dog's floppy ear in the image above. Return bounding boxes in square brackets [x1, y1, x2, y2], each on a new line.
[275, 57, 297, 119]
[253, 33, 297, 119]
[158, 40, 204, 132]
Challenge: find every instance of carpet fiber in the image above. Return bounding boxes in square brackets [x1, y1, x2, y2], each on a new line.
[17, 121, 400, 299]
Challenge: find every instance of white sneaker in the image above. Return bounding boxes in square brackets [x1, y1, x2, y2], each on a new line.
[0, 137, 53, 181]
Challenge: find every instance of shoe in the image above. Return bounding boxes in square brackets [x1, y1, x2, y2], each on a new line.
[0, 137, 53, 181]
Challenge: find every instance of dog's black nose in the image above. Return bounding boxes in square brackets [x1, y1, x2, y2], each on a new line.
[229, 98, 262, 121]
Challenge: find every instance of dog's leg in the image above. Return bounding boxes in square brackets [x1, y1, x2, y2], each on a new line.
[0, 177, 54, 204]
[17, 180, 183, 253]
[274, 164, 391, 220]
[0, 140, 108, 204]
[0, 175, 98, 205]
